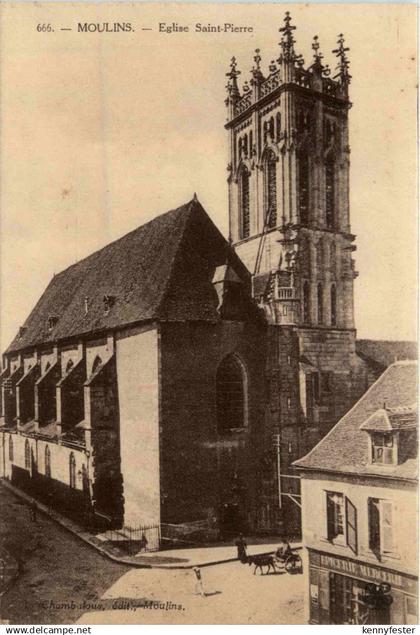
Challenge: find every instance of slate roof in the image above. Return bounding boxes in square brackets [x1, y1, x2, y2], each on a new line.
[6, 198, 250, 354]
[293, 361, 418, 481]
[359, 406, 417, 432]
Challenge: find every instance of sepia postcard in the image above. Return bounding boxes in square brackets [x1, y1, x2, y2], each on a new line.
[0, 1, 417, 627]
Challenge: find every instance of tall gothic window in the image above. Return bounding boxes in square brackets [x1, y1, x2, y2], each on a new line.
[331, 284, 337, 326]
[276, 112, 281, 142]
[326, 156, 336, 228]
[92, 355, 102, 375]
[303, 281, 310, 324]
[69, 452, 76, 489]
[8, 436, 13, 461]
[317, 283, 323, 325]
[298, 153, 310, 225]
[240, 167, 250, 239]
[45, 445, 51, 478]
[216, 354, 247, 433]
[25, 439, 30, 470]
[265, 151, 277, 228]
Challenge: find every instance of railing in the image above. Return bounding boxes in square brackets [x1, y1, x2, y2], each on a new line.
[260, 70, 282, 98]
[234, 92, 252, 116]
[276, 287, 299, 300]
[106, 523, 161, 554]
[295, 68, 311, 89]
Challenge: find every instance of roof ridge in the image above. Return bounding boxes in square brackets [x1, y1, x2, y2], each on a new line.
[52, 201, 194, 281]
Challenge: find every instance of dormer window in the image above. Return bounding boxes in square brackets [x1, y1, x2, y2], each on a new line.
[371, 432, 395, 465]
[47, 315, 59, 331]
[103, 294, 116, 315]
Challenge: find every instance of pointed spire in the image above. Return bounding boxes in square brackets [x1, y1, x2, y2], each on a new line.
[279, 11, 297, 62]
[251, 48, 265, 85]
[332, 33, 351, 85]
[226, 56, 241, 99]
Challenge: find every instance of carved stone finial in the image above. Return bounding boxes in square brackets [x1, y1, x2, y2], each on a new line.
[332, 33, 351, 85]
[312, 35, 323, 64]
[226, 56, 241, 99]
[279, 11, 297, 61]
[269, 60, 277, 74]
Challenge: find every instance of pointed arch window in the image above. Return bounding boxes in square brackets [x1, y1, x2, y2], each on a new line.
[303, 281, 310, 324]
[265, 150, 277, 228]
[8, 436, 13, 462]
[317, 283, 324, 325]
[331, 284, 337, 326]
[45, 445, 51, 478]
[239, 167, 250, 239]
[25, 439, 31, 470]
[326, 156, 336, 229]
[66, 358, 74, 374]
[276, 112, 281, 142]
[298, 153, 310, 225]
[216, 354, 247, 433]
[69, 452, 76, 489]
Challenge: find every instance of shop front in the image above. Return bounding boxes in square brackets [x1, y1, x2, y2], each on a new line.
[308, 549, 418, 625]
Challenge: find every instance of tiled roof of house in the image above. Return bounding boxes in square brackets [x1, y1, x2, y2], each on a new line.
[359, 405, 417, 432]
[293, 361, 418, 481]
[6, 198, 250, 354]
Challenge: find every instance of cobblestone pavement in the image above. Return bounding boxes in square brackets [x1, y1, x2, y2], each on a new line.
[0, 485, 305, 624]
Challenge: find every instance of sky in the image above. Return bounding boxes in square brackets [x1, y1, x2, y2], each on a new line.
[0, 2, 417, 352]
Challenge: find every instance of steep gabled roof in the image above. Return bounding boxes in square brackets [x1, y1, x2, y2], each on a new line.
[356, 339, 417, 370]
[293, 361, 418, 481]
[6, 198, 250, 354]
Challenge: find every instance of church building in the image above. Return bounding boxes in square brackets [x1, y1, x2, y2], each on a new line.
[0, 15, 389, 539]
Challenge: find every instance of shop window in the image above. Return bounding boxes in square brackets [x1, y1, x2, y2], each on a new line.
[69, 452, 76, 489]
[8, 436, 13, 461]
[326, 491, 344, 541]
[368, 498, 395, 556]
[45, 445, 51, 478]
[216, 354, 247, 433]
[25, 439, 31, 470]
[371, 433, 395, 465]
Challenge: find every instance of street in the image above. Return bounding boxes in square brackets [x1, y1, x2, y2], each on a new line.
[0, 486, 304, 624]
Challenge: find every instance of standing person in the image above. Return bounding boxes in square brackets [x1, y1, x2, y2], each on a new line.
[30, 499, 37, 523]
[193, 567, 205, 597]
[235, 533, 247, 562]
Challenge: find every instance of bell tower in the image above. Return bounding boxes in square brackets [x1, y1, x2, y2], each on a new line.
[225, 13, 357, 331]
[226, 12, 365, 456]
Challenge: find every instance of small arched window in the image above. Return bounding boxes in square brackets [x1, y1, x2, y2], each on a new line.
[303, 281, 310, 324]
[69, 452, 76, 489]
[317, 283, 323, 325]
[216, 355, 247, 433]
[45, 445, 51, 478]
[331, 284, 337, 326]
[92, 355, 103, 375]
[66, 358, 74, 374]
[298, 153, 310, 225]
[25, 439, 31, 470]
[8, 436, 13, 462]
[239, 167, 250, 240]
[326, 156, 335, 228]
[265, 150, 277, 228]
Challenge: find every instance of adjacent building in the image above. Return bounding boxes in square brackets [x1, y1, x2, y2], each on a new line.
[294, 361, 418, 625]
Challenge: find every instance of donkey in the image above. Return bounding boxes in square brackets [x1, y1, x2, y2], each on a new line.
[246, 553, 278, 575]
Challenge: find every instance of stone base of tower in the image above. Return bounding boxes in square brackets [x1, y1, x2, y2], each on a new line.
[297, 326, 369, 442]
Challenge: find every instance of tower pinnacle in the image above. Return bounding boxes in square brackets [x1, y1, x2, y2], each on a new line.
[332, 34, 351, 85]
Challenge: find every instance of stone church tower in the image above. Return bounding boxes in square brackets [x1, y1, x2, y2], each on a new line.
[225, 13, 365, 528]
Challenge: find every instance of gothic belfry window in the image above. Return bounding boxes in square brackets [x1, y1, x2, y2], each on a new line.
[303, 281, 310, 324]
[265, 150, 277, 228]
[239, 167, 250, 239]
[331, 284, 337, 326]
[276, 112, 281, 142]
[326, 156, 336, 228]
[298, 153, 309, 225]
[317, 283, 324, 324]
